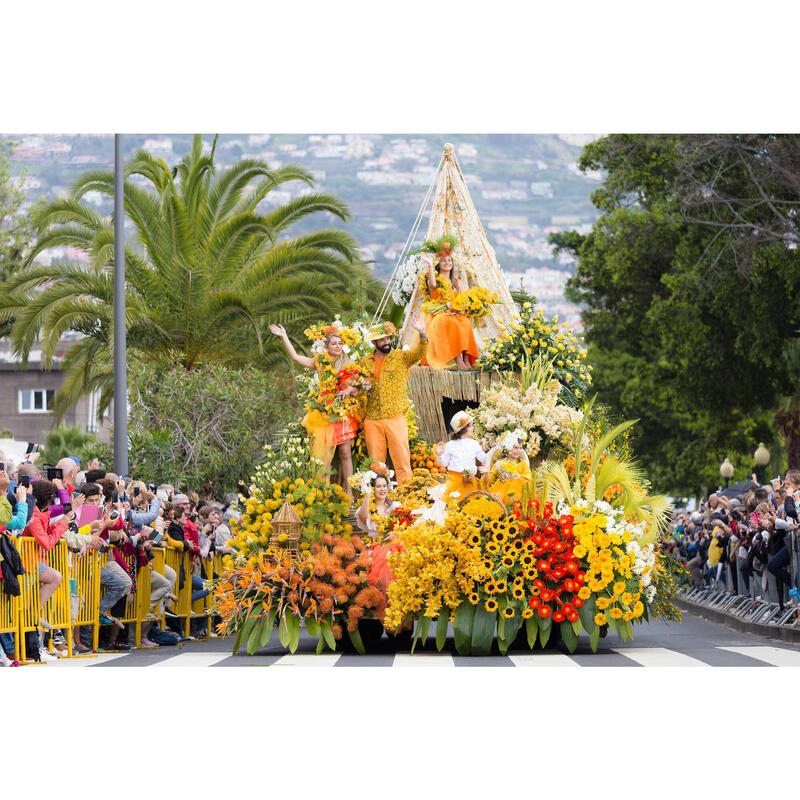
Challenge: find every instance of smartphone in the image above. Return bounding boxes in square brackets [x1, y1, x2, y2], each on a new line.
[111, 490, 119, 503]
[152, 530, 164, 545]
[133, 486, 141, 497]
[62, 502, 72, 515]
[46, 467, 64, 481]
[25, 442, 39, 455]
[0, 462, 4, 472]
[109, 510, 119, 521]
[20, 475, 30, 488]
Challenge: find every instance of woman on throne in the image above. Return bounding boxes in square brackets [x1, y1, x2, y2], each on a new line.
[418, 235, 479, 371]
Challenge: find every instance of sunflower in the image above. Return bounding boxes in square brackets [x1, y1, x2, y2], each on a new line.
[521, 608, 534, 619]
[468, 592, 480, 605]
[485, 582, 497, 594]
[494, 579, 507, 593]
[493, 530, 507, 544]
[501, 555, 515, 568]
[486, 542, 500, 554]
[467, 533, 481, 546]
[521, 554, 534, 567]
[485, 598, 498, 613]
[483, 559, 493, 572]
[502, 607, 515, 619]
[512, 539, 524, 551]
[523, 568, 537, 580]
[507, 524, 519, 537]
[512, 587, 525, 599]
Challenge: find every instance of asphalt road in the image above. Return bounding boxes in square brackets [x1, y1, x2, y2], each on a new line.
[38, 607, 800, 667]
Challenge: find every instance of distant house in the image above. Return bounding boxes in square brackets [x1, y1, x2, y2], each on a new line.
[0, 338, 111, 444]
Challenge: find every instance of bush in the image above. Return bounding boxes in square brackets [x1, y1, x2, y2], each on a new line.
[126, 361, 300, 497]
[39, 425, 95, 465]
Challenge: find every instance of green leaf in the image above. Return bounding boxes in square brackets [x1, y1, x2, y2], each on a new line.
[304, 616, 320, 638]
[259, 609, 276, 648]
[560, 620, 578, 653]
[589, 625, 600, 653]
[246, 617, 265, 656]
[278, 615, 291, 650]
[471, 606, 496, 656]
[539, 615, 552, 648]
[497, 613, 506, 641]
[232, 612, 257, 655]
[578, 597, 596, 633]
[571, 618, 583, 637]
[347, 625, 366, 655]
[315, 636, 325, 654]
[504, 614, 523, 650]
[435, 612, 449, 652]
[525, 616, 538, 649]
[623, 619, 634, 641]
[419, 615, 432, 647]
[286, 613, 300, 653]
[321, 617, 336, 651]
[453, 603, 475, 656]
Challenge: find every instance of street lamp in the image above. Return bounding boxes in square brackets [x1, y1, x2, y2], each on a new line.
[753, 442, 770, 485]
[720, 457, 734, 488]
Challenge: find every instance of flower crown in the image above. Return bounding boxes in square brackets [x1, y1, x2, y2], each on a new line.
[304, 317, 365, 355]
[496, 429, 526, 453]
[368, 320, 396, 341]
[419, 234, 459, 257]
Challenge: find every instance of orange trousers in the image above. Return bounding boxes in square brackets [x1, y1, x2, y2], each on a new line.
[364, 415, 412, 485]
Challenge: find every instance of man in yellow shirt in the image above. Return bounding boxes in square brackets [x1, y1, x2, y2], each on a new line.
[358, 314, 427, 485]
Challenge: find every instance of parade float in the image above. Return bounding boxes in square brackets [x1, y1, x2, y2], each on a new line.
[213, 144, 683, 656]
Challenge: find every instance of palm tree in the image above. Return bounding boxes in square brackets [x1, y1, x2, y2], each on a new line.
[0, 135, 383, 416]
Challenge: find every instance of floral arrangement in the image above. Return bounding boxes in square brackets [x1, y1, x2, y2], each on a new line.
[479, 302, 591, 403]
[492, 458, 528, 481]
[419, 269, 456, 308]
[450, 286, 499, 319]
[213, 533, 386, 655]
[391, 468, 446, 511]
[473, 377, 584, 459]
[410, 441, 446, 474]
[391, 253, 427, 307]
[305, 353, 370, 423]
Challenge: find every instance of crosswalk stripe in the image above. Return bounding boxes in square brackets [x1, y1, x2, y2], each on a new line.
[271, 653, 343, 667]
[718, 645, 800, 667]
[612, 647, 708, 667]
[150, 651, 232, 668]
[508, 652, 579, 667]
[393, 653, 455, 667]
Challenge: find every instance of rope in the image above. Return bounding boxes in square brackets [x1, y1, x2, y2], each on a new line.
[372, 155, 443, 323]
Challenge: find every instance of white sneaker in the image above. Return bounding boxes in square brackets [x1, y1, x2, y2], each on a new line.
[39, 649, 59, 662]
[0, 656, 13, 667]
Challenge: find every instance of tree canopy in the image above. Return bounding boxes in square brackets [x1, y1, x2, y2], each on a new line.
[0, 135, 383, 417]
[552, 134, 800, 495]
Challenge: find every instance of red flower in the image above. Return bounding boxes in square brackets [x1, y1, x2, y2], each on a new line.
[552, 611, 565, 623]
[573, 598, 585, 608]
[538, 605, 552, 619]
[528, 597, 540, 609]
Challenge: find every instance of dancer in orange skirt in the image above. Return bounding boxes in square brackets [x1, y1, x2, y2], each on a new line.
[418, 236, 479, 371]
[270, 322, 363, 500]
[435, 410, 489, 503]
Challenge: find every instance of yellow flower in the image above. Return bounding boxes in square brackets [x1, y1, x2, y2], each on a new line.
[468, 592, 480, 605]
[623, 611, 634, 621]
[594, 613, 607, 626]
[485, 598, 498, 613]
[572, 545, 587, 559]
[502, 607, 515, 618]
[596, 596, 611, 610]
[577, 586, 591, 600]
[521, 607, 534, 619]
[609, 608, 623, 620]
[621, 592, 634, 606]
[613, 581, 626, 596]
[633, 601, 644, 617]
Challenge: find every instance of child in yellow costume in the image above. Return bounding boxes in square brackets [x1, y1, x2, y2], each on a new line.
[435, 411, 489, 503]
[487, 431, 532, 506]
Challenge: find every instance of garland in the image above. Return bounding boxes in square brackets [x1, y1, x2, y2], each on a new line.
[419, 270, 456, 311]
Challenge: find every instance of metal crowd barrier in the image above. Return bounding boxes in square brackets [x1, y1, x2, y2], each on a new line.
[679, 530, 800, 630]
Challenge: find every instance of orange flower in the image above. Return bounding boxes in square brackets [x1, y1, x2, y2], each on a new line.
[331, 623, 343, 640]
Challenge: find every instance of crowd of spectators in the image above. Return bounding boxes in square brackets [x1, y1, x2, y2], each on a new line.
[0, 449, 241, 666]
[667, 470, 800, 617]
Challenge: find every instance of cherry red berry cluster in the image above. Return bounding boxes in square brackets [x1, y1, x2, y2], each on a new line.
[514, 499, 585, 623]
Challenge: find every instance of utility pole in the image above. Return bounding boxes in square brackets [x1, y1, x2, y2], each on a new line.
[113, 134, 128, 475]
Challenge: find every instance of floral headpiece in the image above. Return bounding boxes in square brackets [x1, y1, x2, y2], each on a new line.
[496, 429, 526, 453]
[420, 234, 459, 257]
[450, 410, 473, 434]
[304, 317, 363, 355]
[368, 320, 396, 342]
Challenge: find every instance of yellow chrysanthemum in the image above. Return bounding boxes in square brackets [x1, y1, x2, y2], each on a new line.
[577, 586, 592, 600]
[594, 613, 607, 626]
[609, 608, 623, 620]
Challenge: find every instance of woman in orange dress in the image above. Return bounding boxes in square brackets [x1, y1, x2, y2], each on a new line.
[419, 237, 479, 371]
[269, 323, 360, 500]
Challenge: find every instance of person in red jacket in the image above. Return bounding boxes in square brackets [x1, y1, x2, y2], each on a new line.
[23, 480, 76, 661]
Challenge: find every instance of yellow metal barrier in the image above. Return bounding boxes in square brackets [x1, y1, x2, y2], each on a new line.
[189, 555, 218, 638]
[0, 535, 20, 661]
[42, 540, 73, 656]
[70, 547, 102, 654]
[164, 547, 192, 637]
[150, 546, 167, 630]
[16, 537, 43, 664]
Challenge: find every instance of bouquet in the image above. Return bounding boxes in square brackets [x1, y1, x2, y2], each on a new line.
[493, 458, 528, 481]
[450, 286, 499, 320]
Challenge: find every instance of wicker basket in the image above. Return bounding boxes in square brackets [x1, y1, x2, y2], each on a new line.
[457, 489, 507, 515]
